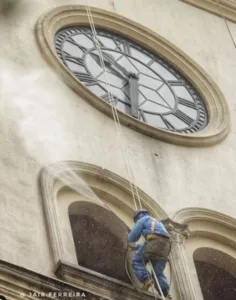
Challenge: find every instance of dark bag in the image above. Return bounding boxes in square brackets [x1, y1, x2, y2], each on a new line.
[142, 238, 172, 260]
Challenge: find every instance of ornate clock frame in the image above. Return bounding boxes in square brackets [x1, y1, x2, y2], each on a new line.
[35, 5, 230, 147]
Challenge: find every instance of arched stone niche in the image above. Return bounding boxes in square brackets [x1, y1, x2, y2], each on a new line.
[68, 201, 129, 282]
[193, 248, 236, 300]
[40, 161, 167, 281]
[173, 208, 236, 300]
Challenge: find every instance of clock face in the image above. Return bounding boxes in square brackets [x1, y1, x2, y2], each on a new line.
[55, 27, 207, 133]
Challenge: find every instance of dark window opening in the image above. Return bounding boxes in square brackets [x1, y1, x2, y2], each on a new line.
[194, 248, 236, 300]
[69, 201, 130, 283]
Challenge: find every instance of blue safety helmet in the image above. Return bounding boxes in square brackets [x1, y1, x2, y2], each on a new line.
[133, 209, 149, 222]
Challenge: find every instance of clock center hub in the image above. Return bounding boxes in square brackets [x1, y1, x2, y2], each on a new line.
[128, 72, 139, 80]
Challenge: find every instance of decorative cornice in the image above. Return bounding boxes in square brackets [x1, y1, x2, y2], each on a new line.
[35, 5, 230, 147]
[162, 218, 190, 242]
[172, 207, 236, 231]
[183, 0, 236, 23]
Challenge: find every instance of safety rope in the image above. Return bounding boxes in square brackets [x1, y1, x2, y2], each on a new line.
[149, 260, 166, 300]
[84, 4, 189, 299]
[124, 250, 156, 300]
[84, 0, 142, 211]
[215, 0, 236, 50]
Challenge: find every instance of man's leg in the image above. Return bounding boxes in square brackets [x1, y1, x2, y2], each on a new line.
[151, 259, 170, 296]
[131, 243, 152, 288]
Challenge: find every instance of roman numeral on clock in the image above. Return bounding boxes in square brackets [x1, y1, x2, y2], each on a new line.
[74, 72, 97, 85]
[167, 80, 184, 86]
[63, 52, 84, 66]
[160, 116, 175, 130]
[121, 41, 131, 55]
[67, 38, 87, 53]
[178, 98, 196, 109]
[174, 109, 194, 126]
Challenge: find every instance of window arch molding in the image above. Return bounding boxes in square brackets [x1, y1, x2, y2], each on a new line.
[193, 248, 236, 300]
[35, 5, 230, 147]
[172, 208, 236, 300]
[173, 207, 236, 245]
[39, 160, 167, 265]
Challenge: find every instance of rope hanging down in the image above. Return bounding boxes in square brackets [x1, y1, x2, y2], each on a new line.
[85, 0, 142, 211]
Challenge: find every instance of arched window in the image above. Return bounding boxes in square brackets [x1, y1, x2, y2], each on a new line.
[68, 201, 129, 282]
[173, 208, 236, 300]
[40, 161, 167, 299]
[193, 248, 236, 300]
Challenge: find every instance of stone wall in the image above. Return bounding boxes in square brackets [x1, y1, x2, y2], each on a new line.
[0, 0, 236, 292]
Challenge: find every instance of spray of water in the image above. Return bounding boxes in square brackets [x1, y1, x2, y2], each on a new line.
[0, 61, 105, 206]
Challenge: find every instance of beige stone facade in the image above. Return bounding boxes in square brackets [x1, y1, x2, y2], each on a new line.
[0, 1, 236, 300]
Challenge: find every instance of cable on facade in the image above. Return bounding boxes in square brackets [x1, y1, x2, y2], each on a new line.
[215, 0, 236, 50]
[84, 3, 180, 299]
[85, 0, 142, 212]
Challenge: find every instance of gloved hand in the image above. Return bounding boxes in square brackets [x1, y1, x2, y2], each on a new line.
[123, 242, 136, 251]
[123, 242, 128, 251]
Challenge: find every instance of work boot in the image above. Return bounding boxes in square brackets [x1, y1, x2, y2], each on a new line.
[154, 284, 172, 299]
[162, 288, 172, 299]
[142, 278, 154, 291]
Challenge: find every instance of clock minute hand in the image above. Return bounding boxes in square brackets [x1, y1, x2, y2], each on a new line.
[128, 73, 139, 119]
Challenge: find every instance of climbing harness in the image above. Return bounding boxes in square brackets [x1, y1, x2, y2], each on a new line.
[142, 218, 172, 262]
[142, 218, 172, 299]
[124, 220, 174, 299]
[142, 237, 172, 261]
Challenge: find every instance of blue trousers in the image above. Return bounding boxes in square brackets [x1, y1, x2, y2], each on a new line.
[131, 242, 169, 291]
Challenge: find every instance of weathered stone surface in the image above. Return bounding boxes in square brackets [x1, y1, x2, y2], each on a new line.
[1, 1, 236, 300]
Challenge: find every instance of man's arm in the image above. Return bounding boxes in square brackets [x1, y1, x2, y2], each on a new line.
[127, 218, 145, 242]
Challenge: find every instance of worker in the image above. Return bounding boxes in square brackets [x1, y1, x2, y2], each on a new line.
[126, 209, 171, 297]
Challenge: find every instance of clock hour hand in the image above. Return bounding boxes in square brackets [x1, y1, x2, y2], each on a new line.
[91, 52, 128, 79]
[102, 52, 129, 77]
[128, 73, 139, 119]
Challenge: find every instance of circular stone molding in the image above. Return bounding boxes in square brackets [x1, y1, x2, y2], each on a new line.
[35, 5, 230, 147]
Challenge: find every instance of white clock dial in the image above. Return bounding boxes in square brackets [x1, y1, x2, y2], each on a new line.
[55, 27, 207, 133]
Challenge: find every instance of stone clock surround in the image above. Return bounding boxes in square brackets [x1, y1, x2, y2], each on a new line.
[35, 5, 230, 147]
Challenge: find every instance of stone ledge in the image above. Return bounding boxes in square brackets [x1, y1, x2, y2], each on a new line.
[55, 260, 161, 300]
[0, 258, 162, 300]
[183, 0, 236, 23]
[0, 259, 96, 300]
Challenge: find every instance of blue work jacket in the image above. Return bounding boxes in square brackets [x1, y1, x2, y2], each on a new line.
[127, 215, 168, 243]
